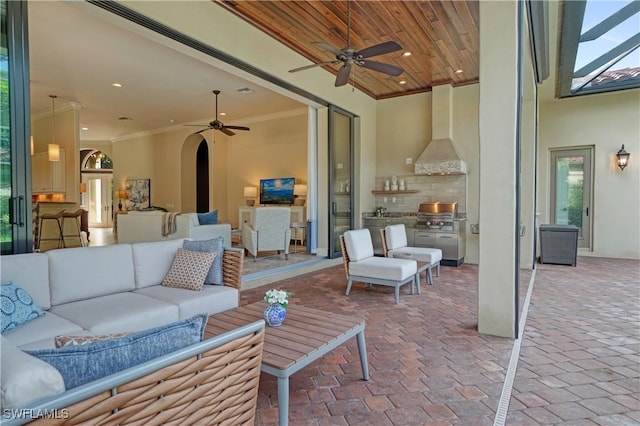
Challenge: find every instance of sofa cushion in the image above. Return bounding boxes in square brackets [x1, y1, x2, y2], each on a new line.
[162, 248, 215, 291]
[2, 312, 84, 349]
[1, 336, 66, 409]
[343, 229, 374, 262]
[183, 237, 224, 285]
[0, 253, 51, 309]
[1, 281, 46, 333]
[27, 314, 207, 390]
[132, 239, 185, 289]
[385, 224, 408, 250]
[49, 292, 179, 334]
[48, 245, 136, 305]
[135, 284, 238, 319]
[197, 210, 218, 225]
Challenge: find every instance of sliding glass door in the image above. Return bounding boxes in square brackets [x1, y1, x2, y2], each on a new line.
[328, 105, 354, 258]
[1, 1, 32, 254]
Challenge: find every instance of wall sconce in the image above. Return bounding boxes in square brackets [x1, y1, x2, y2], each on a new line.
[115, 189, 128, 211]
[243, 186, 257, 206]
[293, 184, 307, 206]
[616, 144, 630, 171]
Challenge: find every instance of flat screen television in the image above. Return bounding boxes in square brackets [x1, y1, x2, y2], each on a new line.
[259, 177, 295, 205]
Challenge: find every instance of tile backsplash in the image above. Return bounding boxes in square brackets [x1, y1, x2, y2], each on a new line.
[372, 174, 466, 214]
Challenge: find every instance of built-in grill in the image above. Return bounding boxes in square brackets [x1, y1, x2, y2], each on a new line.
[415, 202, 458, 232]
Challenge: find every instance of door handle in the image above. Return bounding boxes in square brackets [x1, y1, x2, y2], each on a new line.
[585, 207, 589, 216]
[8, 196, 25, 227]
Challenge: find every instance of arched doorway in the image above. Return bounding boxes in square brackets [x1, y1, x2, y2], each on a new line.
[196, 139, 209, 213]
[80, 150, 114, 228]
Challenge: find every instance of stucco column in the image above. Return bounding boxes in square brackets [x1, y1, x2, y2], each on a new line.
[478, 0, 519, 338]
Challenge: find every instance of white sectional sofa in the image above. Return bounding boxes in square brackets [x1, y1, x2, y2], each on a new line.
[0, 238, 244, 410]
[117, 211, 231, 245]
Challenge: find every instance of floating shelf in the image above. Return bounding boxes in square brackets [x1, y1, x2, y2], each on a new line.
[371, 190, 419, 194]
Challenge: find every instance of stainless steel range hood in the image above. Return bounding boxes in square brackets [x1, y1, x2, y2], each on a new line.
[415, 84, 467, 175]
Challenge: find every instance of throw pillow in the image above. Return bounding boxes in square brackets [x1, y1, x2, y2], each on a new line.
[183, 237, 224, 285]
[197, 210, 219, 225]
[162, 248, 215, 291]
[54, 332, 131, 348]
[27, 314, 207, 390]
[1, 281, 45, 333]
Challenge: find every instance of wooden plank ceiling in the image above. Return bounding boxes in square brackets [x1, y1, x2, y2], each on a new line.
[216, 0, 479, 99]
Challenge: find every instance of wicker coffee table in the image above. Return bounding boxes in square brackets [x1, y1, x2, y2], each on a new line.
[205, 302, 369, 426]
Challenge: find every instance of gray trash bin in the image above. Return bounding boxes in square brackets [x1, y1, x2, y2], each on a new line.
[539, 224, 579, 266]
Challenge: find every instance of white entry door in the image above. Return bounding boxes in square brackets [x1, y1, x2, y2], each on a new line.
[83, 174, 113, 228]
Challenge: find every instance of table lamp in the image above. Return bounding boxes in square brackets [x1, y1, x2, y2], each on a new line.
[294, 184, 307, 206]
[243, 186, 257, 206]
[116, 189, 127, 211]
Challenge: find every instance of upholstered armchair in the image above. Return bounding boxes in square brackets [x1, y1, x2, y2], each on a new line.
[242, 207, 291, 260]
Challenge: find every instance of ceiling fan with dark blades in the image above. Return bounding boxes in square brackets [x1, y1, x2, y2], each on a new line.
[288, 1, 404, 87]
[184, 90, 250, 136]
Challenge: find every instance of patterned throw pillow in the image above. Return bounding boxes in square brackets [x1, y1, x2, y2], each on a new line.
[162, 248, 216, 291]
[1, 281, 45, 333]
[183, 237, 224, 285]
[54, 332, 131, 348]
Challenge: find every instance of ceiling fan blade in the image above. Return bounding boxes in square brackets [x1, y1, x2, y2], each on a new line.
[289, 60, 341, 73]
[357, 41, 403, 59]
[224, 125, 250, 131]
[220, 127, 236, 136]
[360, 59, 404, 76]
[183, 124, 210, 127]
[195, 128, 210, 134]
[335, 64, 352, 87]
[312, 41, 345, 57]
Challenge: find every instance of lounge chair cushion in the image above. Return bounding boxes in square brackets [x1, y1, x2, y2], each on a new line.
[343, 229, 374, 261]
[349, 257, 417, 281]
[388, 247, 443, 264]
[385, 224, 408, 250]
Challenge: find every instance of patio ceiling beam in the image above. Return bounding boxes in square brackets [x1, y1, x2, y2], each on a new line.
[579, 1, 640, 42]
[574, 33, 640, 78]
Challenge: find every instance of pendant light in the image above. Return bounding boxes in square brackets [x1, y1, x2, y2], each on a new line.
[48, 95, 60, 162]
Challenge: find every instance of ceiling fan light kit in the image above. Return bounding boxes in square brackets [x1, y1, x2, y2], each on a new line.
[289, 0, 404, 87]
[184, 90, 250, 136]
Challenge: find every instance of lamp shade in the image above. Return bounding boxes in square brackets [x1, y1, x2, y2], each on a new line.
[294, 184, 307, 196]
[48, 144, 60, 162]
[243, 186, 258, 197]
[116, 189, 127, 199]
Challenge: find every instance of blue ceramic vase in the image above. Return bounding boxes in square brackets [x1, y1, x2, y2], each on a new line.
[264, 303, 287, 327]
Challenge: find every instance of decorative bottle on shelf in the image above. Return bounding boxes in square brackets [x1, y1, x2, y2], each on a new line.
[384, 180, 390, 191]
[390, 176, 398, 191]
[399, 179, 406, 191]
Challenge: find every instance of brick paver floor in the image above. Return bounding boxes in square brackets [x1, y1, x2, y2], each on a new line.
[239, 256, 639, 425]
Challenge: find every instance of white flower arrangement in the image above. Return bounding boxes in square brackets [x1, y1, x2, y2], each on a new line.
[264, 289, 291, 308]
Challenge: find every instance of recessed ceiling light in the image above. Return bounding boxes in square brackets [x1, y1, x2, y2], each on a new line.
[402, 52, 412, 57]
[399, 80, 407, 85]
[455, 69, 463, 74]
[112, 83, 122, 88]
[219, 112, 227, 116]
[81, 127, 88, 131]
[169, 119, 175, 123]
[237, 87, 254, 94]
[118, 117, 132, 121]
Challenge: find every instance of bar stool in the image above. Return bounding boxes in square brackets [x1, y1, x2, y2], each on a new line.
[38, 210, 65, 250]
[62, 209, 85, 247]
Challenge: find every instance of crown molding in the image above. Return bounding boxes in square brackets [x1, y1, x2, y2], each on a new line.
[32, 102, 84, 120]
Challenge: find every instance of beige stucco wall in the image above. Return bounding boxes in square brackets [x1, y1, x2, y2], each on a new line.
[538, 89, 640, 259]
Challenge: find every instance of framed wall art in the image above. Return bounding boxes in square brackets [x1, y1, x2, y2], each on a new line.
[125, 179, 151, 210]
